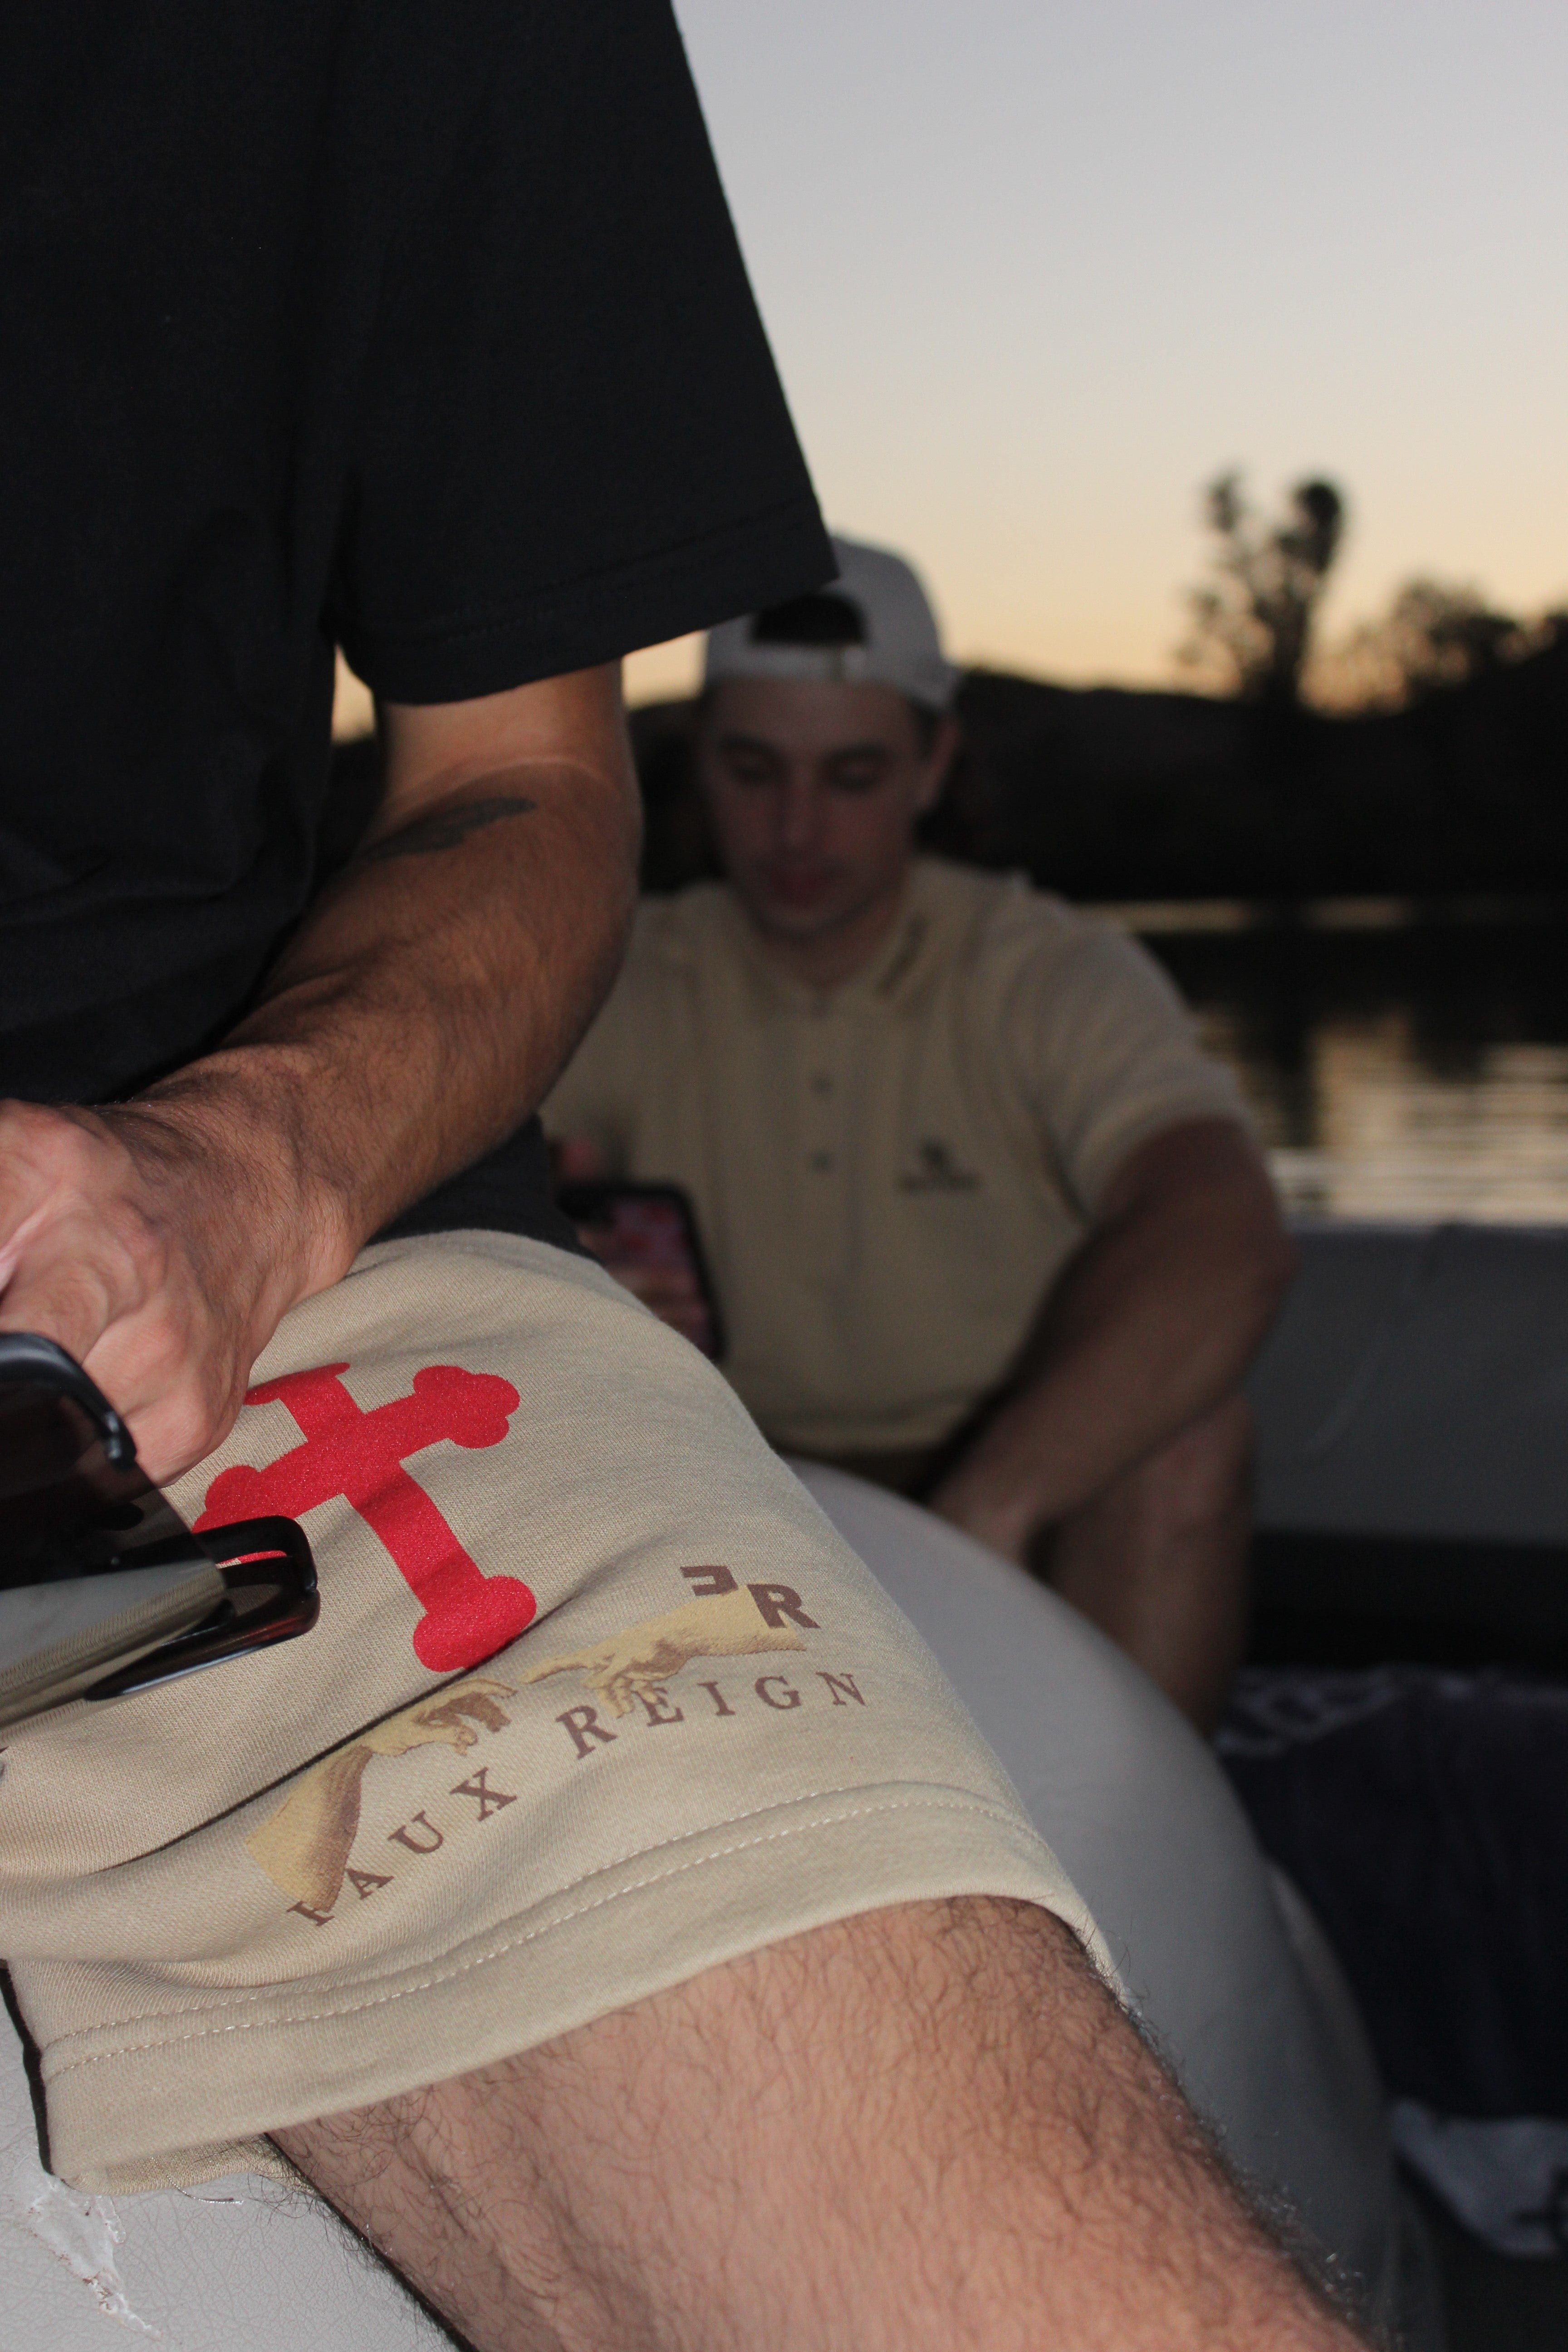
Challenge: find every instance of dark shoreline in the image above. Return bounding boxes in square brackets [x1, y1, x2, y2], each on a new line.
[623, 628, 1568, 906]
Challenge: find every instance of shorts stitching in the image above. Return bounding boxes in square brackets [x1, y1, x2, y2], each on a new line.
[63, 1759, 934, 2028]
[46, 1792, 1048, 2077]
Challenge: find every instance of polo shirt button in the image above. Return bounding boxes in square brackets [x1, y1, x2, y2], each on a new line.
[811, 1073, 833, 1096]
[809, 1150, 834, 1173]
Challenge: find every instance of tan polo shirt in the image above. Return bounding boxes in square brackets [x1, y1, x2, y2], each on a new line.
[544, 858, 1247, 1456]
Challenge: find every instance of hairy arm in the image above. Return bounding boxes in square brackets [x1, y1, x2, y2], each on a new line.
[930, 1118, 1294, 1562]
[0, 665, 640, 1476]
[207, 671, 639, 1244]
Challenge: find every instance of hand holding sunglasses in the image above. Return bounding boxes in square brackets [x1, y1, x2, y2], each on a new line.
[0, 1334, 317, 1731]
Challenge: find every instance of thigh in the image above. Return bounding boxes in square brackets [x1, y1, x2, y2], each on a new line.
[279, 1895, 1366, 2352]
[0, 1232, 1091, 2194]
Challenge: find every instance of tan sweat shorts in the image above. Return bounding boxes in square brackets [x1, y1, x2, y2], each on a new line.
[0, 1233, 1098, 2194]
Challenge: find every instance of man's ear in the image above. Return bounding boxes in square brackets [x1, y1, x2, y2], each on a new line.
[914, 715, 963, 817]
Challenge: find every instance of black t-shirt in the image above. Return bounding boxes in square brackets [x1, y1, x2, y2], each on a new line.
[1, 0, 828, 1243]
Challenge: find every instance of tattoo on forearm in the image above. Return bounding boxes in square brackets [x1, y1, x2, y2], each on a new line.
[357, 795, 538, 867]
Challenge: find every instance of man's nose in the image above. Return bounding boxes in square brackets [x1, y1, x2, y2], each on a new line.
[776, 775, 822, 853]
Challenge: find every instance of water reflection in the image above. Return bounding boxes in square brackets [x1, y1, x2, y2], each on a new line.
[1114, 902, 1568, 1225]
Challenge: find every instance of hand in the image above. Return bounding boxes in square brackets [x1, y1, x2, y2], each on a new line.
[0, 1090, 340, 1482]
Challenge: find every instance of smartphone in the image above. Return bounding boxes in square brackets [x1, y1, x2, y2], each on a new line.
[558, 1181, 726, 1362]
[0, 1334, 318, 1732]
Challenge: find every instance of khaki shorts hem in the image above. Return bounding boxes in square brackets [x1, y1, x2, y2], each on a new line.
[48, 1783, 1094, 2192]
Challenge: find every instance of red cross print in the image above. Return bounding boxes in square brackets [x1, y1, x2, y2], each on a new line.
[197, 1363, 537, 1673]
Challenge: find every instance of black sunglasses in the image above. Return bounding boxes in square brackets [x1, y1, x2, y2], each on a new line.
[0, 1334, 317, 1732]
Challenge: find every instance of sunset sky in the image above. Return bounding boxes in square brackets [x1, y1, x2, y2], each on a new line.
[622, 0, 1568, 706]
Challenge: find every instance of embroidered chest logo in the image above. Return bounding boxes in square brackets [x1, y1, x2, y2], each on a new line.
[198, 1362, 536, 1673]
[897, 1137, 981, 1194]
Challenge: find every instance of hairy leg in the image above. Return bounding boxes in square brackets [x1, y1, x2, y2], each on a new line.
[1045, 1391, 1252, 1731]
[275, 1896, 1368, 2352]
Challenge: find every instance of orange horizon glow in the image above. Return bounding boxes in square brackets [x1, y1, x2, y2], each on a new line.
[341, 0, 1568, 733]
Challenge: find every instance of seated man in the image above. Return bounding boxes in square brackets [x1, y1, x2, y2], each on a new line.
[0, 10, 1366, 2341]
[548, 538, 1296, 1729]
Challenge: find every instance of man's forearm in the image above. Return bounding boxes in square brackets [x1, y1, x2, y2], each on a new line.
[139, 744, 639, 1303]
[0, 668, 639, 1480]
[932, 1123, 1294, 1557]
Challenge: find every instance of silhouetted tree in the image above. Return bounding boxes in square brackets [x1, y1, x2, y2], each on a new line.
[1180, 471, 1346, 709]
[1323, 578, 1534, 709]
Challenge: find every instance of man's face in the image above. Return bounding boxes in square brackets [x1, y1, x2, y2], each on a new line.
[696, 678, 956, 946]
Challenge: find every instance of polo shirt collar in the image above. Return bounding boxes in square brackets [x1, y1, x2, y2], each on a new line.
[714, 861, 953, 1019]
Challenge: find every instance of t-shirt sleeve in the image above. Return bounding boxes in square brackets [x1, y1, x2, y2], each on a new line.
[1000, 917, 1252, 1215]
[331, 0, 830, 703]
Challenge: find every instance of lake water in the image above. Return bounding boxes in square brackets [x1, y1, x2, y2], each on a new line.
[1112, 900, 1568, 1224]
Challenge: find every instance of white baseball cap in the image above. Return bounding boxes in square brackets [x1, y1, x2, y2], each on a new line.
[703, 534, 958, 710]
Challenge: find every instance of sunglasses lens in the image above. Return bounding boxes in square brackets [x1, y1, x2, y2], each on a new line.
[0, 1344, 316, 1727]
[82, 1516, 319, 1703]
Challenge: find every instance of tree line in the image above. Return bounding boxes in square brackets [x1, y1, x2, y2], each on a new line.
[1180, 471, 1563, 715]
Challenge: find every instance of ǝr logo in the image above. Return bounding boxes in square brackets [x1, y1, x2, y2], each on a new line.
[520, 1568, 816, 1717]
